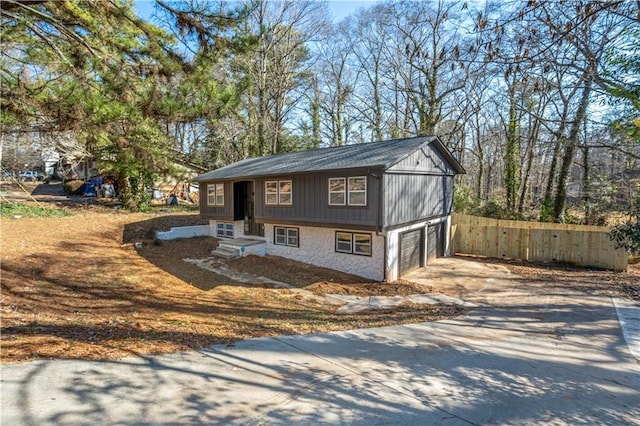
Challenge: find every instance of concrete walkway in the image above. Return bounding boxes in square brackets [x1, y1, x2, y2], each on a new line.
[2, 257, 639, 425]
[183, 256, 475, 313]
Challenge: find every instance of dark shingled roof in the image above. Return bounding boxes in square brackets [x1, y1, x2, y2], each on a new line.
[194, 136, 465, 181]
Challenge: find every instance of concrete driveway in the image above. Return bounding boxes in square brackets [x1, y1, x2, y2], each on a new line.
[2, 257, 639, 425]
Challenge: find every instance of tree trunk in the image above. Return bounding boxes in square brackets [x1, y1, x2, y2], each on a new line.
[518, 114, 541, 216]
[474, 111, 484, 200]
[504, 86, 520, 215]
[582, 144, 592, 224]
[552, 74, 593, 221]
[541, 130, 564, 221]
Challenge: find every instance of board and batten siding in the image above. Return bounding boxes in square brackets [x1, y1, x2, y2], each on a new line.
[254, 171, 379, 228]
[382, 174, 453, 228]
[198, 181, 234, 219]
[387, 144, 454, 174]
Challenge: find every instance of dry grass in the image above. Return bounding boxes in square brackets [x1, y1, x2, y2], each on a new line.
[0, 208, 462, 364]
[3, 202, 637, 365]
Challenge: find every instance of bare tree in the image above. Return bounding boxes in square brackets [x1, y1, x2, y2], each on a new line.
[240, 0, 327, 155]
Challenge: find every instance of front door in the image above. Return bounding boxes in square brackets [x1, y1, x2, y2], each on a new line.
[233, 181, 264, 237]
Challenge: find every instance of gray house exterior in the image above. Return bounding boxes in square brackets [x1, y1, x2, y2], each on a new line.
[194, 136, 465, 281]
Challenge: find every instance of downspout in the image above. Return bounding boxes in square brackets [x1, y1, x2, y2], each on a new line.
[369, 170, 383, 233]
[369, 170, 386, 281]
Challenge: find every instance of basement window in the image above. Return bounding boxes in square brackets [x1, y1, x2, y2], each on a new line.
[274, 226, 299, 247]
[335, 231, 371, 256]
[216, 222, 234, 238]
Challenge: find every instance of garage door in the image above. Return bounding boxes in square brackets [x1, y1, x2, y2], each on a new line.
[427, 222, 445, 264]
[399, 229, 424, 277]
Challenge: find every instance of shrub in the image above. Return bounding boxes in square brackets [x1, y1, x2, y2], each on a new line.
[475, 199, 509, 219]
[0, 202, 73, 218]
[609, 196, 640, 255]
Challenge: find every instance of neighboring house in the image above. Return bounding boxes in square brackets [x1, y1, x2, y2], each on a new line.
[153, 151, 207, 203]
[194, 136, 465, 281]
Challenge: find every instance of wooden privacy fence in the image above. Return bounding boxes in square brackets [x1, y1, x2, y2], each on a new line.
[450, 213, 628, 272]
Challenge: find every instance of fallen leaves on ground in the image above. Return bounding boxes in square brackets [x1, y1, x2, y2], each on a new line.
[2, 204, 638, 364]
[0, 208, 462, 363]
[469, 255, 640, 302]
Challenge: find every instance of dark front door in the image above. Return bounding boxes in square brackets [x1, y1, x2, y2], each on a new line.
[233, 181, 264, 237]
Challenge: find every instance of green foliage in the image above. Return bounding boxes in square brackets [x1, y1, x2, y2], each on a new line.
[1, 0, 248, 211]
[476, 199, 510, 219]
[562, 211, 583, 225]
[603, 27, 640, 143]
[0, 203, 72, 218]
[540, 196, 555, 223]
[610, 223, 640, 255]
[504, 89, 520, 214]
[609, 196, 640, 256]
[453, 184, 475, 214]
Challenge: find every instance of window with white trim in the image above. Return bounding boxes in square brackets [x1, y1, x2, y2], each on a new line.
[335, 231, 372, 256]
[274, 226, 299, 247]
[207, 183, 224, 206]
[328, 178, 346, 205]
[265, 180, 292, 205]
[216, 222, 234, 238]
[336, 232, 352, 253]
[328, 176, 366, 206]
[353, 233, 371, 255]
[348, 177, 366, 206]
[265, 181, 278, 205]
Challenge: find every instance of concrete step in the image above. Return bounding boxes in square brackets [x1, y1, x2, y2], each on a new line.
[211, 245, 241, 259]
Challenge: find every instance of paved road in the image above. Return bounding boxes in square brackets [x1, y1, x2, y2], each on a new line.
[2, 258, 639, 425]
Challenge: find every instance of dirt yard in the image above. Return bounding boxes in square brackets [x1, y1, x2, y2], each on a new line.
[1, 206, 463, 363]
[1, 198, 638, 364]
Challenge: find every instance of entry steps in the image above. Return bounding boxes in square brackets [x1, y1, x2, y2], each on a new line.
[211, 238, 266, 259]
[211, 245, 241, 259]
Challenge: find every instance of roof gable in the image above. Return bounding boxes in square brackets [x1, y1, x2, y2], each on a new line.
[386, 138, 465, 174]
[194, 136, 464, 181]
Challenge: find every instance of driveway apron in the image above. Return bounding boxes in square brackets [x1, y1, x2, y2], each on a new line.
[2, 257, 639, 425]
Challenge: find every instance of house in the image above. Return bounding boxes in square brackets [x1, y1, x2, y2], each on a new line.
[194, 136, 465, 282]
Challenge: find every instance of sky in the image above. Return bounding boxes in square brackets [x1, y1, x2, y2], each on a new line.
[325, 0, 377, 21]
[133, 0, 379, 23]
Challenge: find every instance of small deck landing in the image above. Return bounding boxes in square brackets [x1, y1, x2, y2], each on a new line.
[218, 238, 266, 247]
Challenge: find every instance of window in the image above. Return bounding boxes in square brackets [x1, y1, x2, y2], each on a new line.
[207, 183, 224, 206]
[265, 181, 278, 205]
[335, 232, 352, 253]
[354, 233, 371, 255]
[265, 180, 292, 205]
[335, 231, 372, 256]
[279, 180, 292, 205]
[329, 178, 346, 205]
[274, 226, 299, 247]
[328, 176, 366, 206]
[348, 177, 366, 206]
[216, 222, 234, 238]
